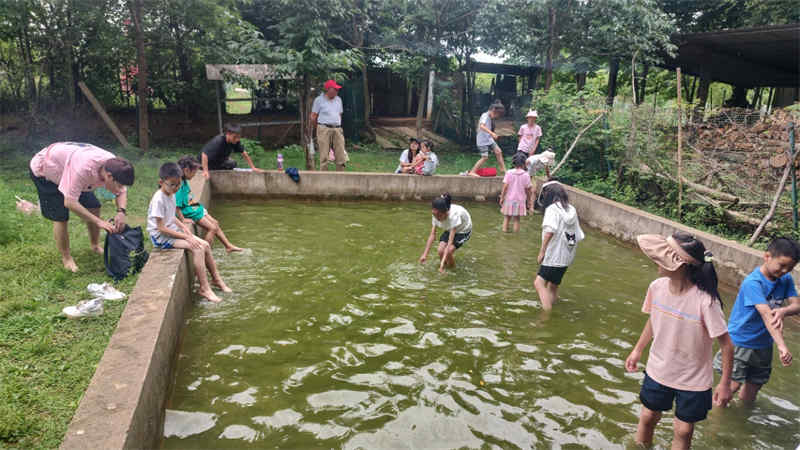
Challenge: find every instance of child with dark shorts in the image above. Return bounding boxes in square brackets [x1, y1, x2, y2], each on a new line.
[713, 237, 800, 402]
[419, 193, 472, 274]
[534, 181, 584, 310]
[626, 232, 733, 449]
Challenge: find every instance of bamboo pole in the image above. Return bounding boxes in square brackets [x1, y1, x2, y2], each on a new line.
[676, 68, 683, 220]
[78, 82, 130, 148]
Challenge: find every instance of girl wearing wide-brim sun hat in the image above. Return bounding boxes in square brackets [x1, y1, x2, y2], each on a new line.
[517, 109, 542, 155]
[624, 231, 734, 449]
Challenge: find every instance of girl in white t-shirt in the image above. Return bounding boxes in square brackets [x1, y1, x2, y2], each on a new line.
[534, 181, 584, 310]
[625, 232, 733, 449]
[419, 193, 472, 273]
[396, 138, 419, 174]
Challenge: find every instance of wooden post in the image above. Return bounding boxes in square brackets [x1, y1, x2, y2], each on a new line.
[677, 67, 683, 220]
[78, 82, 130, 148]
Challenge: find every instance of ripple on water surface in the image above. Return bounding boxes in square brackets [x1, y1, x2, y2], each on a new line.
[163, 200, 800, 449]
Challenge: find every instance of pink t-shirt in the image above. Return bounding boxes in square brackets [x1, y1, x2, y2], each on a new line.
[642, 277, 728, 391]
[517, 124, 542, 153]
[30, 142, 122, 200]
[502, 168, 532, 203]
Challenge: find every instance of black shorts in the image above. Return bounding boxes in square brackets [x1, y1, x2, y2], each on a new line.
[640, 372, 712, 423]
[439, 230, 471, 249]
[201, 154, 237, 170]
[30, 170, 101, 222]
[537, 265, 568, 285]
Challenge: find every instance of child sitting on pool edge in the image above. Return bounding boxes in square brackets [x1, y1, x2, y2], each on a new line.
[404, 140, 438, 175]
[147, 162, 231, 303]
[626, 232, 733, 449]
[419, 193, 472, 273]
[176, 155, 242, 253]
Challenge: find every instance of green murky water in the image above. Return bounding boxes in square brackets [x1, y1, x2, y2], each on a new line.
[162, 200, 800, 449]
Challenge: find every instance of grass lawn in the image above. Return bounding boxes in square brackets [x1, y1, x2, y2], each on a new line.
[0, 139, 505, 448]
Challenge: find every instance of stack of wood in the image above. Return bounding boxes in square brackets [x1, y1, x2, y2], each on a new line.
[665, 108, 799, 232]
[687, 109, 797, 189]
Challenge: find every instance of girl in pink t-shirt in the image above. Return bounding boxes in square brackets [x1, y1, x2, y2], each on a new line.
[499, 152, 533, 232]
[517, 110, 542, 154]
[625, 232, 734, 449]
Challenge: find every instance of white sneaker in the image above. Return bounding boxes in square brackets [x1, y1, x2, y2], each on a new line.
[87, 282, 126, 300]
[63, 298, 104, 319]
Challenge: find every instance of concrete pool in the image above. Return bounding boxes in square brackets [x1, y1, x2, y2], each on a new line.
[60, 172, 800, 449]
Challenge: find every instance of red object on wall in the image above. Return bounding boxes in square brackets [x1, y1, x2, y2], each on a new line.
[475, 168, 497, 177]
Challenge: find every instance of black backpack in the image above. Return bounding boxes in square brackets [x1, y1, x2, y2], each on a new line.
[104, 225, 149, 281]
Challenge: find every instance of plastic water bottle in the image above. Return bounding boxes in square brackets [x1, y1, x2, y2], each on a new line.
[277, 153, 284, 170]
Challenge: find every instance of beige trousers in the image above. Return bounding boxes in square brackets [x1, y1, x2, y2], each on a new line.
[317, 126, 346, 168]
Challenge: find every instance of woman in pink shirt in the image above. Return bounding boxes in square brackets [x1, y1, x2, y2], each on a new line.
[499, 152, 532, 232]
[517, 110, 542, 155]
[625, 232, 734, 449]
[29, 142, 135, 272]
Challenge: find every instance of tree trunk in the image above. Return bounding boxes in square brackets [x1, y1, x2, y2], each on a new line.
[129, 0, 149, 151]
[415, 74, 427, 139]
[727, 86, 748, 108]
[300, 75, 314, 170]
[361, 64, 371, 127]
[575, 72, 587, 91]
[174, 23, 195, 120]
[406, 81, 414, 116]
[636, 64, 649, 105]
[544, 6, 556, 91]
[18, 29, 37, 113]
[606, 58, 619, 106]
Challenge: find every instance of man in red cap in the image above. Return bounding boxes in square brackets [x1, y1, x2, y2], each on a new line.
[310, 79, 345, 171]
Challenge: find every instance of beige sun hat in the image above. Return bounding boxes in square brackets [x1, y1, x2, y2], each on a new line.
[637, 234, 701, 271]
[526, 110, 539, 118]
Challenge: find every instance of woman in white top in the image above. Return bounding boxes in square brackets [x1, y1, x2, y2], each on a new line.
[535, 181, 585, 310]
[419, 193, 472, 273]
[396, 138, 419, 173]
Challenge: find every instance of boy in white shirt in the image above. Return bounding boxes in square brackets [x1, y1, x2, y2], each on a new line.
[147, 162, 231, 302]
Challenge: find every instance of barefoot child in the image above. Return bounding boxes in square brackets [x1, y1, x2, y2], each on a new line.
[626, 232, 734, 449]
[534, 181, 584, 309]
[713, 237, 800, 402]
[147, 162, 231, 303]
[499, 152, 533, 232]
[419, 193, 472, 273]
[176, 155, 243, 253]
[470, 102, 506, 176]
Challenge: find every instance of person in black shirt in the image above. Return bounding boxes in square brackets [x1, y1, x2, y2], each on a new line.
[200, 124, 264, 178]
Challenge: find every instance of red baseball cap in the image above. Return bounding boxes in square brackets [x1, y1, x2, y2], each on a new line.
[324, 79, 342, 90]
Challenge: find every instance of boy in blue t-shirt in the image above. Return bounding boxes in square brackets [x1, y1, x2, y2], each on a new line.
[714, 237, 800, 402]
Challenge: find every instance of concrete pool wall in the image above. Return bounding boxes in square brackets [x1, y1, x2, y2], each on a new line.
[60, 170, 793, 449]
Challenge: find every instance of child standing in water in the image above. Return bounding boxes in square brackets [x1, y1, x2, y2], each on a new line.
[499, 152, 533, 232]
[419, 193, 472, 273]
[534, 181, 584, 310]
[626, 232, 733, 450]
[147, 162, 231, 303]
[713, 237, 800, 402]
[176, 156, 242, 252]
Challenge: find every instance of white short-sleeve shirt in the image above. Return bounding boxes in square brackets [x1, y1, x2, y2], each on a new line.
[432, 204, 472, 234]
[312, 94, 343, 126]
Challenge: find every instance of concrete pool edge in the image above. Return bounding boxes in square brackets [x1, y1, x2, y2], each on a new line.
[61, 170, 793, 449]
[60, 175, 209, 450]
